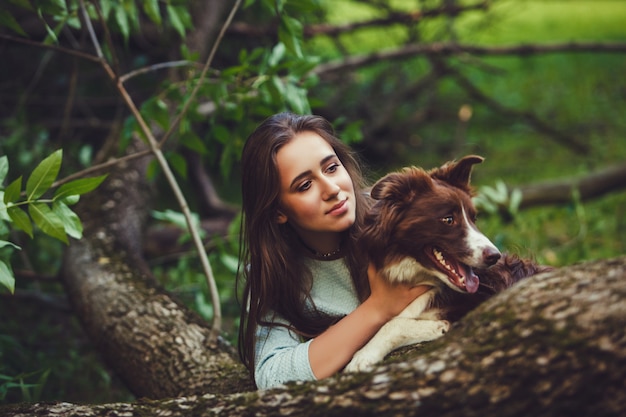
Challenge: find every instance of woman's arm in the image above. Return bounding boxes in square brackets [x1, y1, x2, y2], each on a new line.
[254, 318, 316, 390]
[308, 264, 429, 379]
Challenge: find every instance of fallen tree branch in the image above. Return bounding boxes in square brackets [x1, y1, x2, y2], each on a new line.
[5, 255, 625, 416]
[517, 162, 626, 209]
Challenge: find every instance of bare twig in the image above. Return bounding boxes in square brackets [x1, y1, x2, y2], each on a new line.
[0, 34, 101, 64]
[120, 60, 198, 83]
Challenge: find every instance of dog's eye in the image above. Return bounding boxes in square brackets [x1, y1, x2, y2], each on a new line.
[441, 216, 454, 225]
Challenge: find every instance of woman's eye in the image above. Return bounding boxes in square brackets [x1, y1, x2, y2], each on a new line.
[441, 216, 454, 225]
[297, 181, 312, 192]
[325, 162, 340, 173]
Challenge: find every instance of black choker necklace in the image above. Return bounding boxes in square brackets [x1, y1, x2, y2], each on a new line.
[300, 240, 343, 259]
[312, 247, 342, 258]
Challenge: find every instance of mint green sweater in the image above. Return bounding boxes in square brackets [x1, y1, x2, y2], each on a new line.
[254, 257, 359, 390]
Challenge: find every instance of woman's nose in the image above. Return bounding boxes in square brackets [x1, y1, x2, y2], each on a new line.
[321, 177, 341, 200]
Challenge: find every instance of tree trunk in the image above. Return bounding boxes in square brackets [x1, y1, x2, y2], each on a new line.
[3, 254, 625, 416]
[59, 140, 253, 398]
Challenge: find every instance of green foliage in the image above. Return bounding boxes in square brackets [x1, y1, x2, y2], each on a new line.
[0, 152, 107, 293]
[2, 0, 193, 42]
[473, 181, 522, 220]
[1, 0, 624, 404]
[0, 368, 50, 403]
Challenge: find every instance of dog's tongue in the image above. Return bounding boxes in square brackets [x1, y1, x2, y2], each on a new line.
[460, 264, 479, 293]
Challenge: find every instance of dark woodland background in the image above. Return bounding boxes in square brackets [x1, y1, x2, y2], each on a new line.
[0, 0, 625, 407]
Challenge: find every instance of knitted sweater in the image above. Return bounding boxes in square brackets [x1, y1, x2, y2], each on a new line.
[254, 257, 359, 390]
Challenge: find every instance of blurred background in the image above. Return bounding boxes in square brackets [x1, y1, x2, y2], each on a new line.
[1, 0, 625, 404]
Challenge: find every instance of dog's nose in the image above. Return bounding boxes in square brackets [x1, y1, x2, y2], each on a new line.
[483, 247, 501, 266]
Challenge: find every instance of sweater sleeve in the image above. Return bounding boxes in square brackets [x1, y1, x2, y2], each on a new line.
[253, 314, 316, 390]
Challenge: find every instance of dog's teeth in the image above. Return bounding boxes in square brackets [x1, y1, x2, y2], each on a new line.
[433, 249, 454, 274]
[433, 248, 463, 279]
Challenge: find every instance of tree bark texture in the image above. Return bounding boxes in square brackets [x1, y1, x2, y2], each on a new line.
[4, 255, 625, 416]
[60, 141, 253, 399]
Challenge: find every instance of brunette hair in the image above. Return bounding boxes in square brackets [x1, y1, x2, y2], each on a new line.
[237, 112, 371, 379]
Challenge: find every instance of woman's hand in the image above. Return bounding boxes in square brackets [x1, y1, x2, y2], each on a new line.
[366, 263, 431, 321]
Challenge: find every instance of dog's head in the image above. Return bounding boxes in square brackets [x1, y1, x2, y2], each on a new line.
[362, 155, 501, 293]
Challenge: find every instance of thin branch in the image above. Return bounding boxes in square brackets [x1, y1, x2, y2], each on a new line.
[50, 149, 153, 189]
[0, 33, 101, 64]
[79, 0, 103, 58]
[120, 60, 199, 83]
[312, 41, 626, 76]
[75, 0, 244, 340]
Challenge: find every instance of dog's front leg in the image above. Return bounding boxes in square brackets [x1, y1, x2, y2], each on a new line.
[344, 317, 449, 373]
[344, 289, 448, 373]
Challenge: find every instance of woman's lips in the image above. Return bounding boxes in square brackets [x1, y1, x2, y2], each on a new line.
[327, 199, 348, 215]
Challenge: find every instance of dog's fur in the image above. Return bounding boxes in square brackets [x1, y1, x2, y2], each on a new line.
[345, 155, 551, 372]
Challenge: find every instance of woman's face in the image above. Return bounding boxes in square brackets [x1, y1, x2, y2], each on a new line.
[275, 131, 356, 252]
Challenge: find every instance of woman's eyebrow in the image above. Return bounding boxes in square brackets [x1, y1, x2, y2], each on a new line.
[289, 154, 337, 189]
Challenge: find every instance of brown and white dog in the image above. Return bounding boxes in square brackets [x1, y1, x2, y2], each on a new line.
[345, 155, 549, 372]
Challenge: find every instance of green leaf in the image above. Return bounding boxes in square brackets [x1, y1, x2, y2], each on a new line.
[53, 175, 107, 201]
[26, 149, 62, 201]
[4, 176, 22, 204]
[7, 206, 33, 238]
[38, 0, 66, 15]
[0, 240, 21, 250]
[284, 82, 310, 114]
[219, 252, 240, 274]
[268, 43, 286, 67]
[114, 4, 130, 41]
[100, 0, 112, 20]
[52, 201, 83, 239]
[278, 15, 303, 58]
[166, 4, 186, 38]
[180, 132, 207, 155]
[28, 203, 68, 244]
[168, 152, 188, 180]
[0, 260, 15, 294]
[62, 195, 80, 206]
[7, 0, 34, 11]
[0, 10, 27, 37]
[0, 156, 8, 184]
[142, 0, 162, 25]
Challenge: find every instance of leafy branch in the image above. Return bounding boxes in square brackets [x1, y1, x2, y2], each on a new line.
[0, 152, 106, 294]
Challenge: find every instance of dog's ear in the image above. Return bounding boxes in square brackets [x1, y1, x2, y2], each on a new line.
[430, 155, 484, 192]
[370, 167, 433, 203]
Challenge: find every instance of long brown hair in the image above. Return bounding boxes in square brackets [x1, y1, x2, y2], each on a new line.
[237, 112, 371, 379]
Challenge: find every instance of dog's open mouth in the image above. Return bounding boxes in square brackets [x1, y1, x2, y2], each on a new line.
[429, 247, 479, 293]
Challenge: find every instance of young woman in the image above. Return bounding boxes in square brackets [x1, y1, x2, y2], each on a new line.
[238, 112, 427, 389]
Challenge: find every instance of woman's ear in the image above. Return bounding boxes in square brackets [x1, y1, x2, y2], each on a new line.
[276, 210, 288, 224]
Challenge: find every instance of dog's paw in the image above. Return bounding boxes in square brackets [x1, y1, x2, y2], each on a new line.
[422, 319, 450, 340]
[344, 351, 378, 373]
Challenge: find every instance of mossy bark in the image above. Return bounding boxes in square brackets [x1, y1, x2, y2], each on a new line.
[4, 255, 625, 416]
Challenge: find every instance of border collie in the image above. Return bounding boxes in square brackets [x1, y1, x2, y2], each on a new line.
[345, 155, 550, 372]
